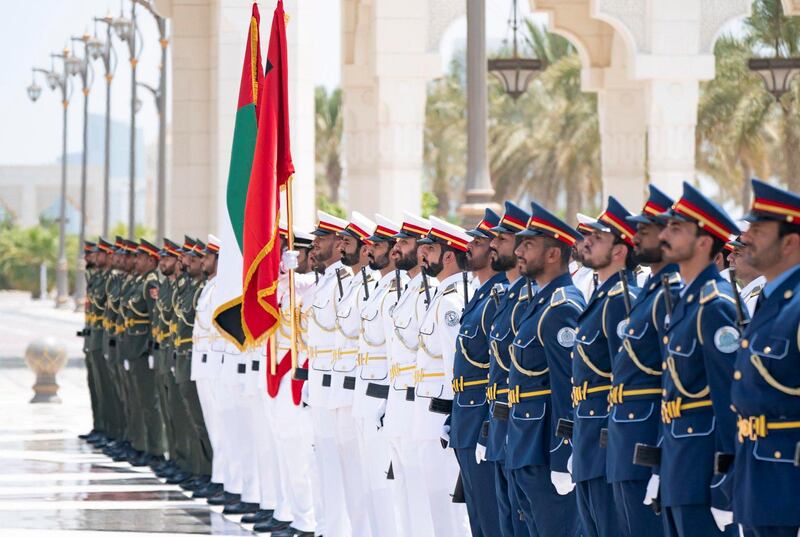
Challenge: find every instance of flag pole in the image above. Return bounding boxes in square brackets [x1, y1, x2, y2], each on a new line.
[286, 178, 298, 371]
[269, 333, 277, 375]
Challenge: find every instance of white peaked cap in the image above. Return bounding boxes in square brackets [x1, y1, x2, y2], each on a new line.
[342, 210, 376, 242]
[313, 210, 348, 235]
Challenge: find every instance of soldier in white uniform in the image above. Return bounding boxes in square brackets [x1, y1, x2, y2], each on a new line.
[327, 211, 377, 537]
[413, 216, 472, 537]
[306, 211, 352, 537]
[725, 236, 765, 316]
[252, 228, 317, 537]
[190, 236, 226, 501]
[382, 213, 439, 536]
[352, 214, 406, 537]
[573, 213, 598, 301]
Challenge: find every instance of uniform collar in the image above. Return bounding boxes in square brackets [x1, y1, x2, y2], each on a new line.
[763, 264, 800, 299]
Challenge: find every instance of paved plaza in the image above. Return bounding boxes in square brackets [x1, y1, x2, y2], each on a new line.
[0, 293, 256, 536]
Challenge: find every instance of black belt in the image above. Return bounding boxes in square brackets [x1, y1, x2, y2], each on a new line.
[633, 443, 661, 467]
[492, 402, 509, 420]
[237, 363, 246, 374]
[343, 376, 356, 390]
[556, 418, 574, 440]
[251, 360, 260, 371]
[293, 367, 309, 381]
[366, 383, 390, 399]
[429, 397, 453, 415]
[322, 374, 332, 387]
[405, 387, 415, 401]
[201, 354, 207, 363]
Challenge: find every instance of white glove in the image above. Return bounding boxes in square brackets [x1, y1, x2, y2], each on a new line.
[123, 359, 130, 371]
[148, 355, 155, 369]
[711, 508, 733, 532]
[281, 250, 299, 271]
[440, 424, 451, 448]
[475, 443, 487, 464]
[567, 454, 573, 474]
[643, 475, 660, 506]
[550, 471, 575, 495]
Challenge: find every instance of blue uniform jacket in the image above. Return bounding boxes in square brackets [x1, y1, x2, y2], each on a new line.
[483, 277, 529, 462]
[572, 271, 639, 483]
[507, 273, 585, 471]
[731, 267, 800, 527]
[607, 265, 682, 482]
[660, 263, 741, 509]
[451, 272, 507, 449]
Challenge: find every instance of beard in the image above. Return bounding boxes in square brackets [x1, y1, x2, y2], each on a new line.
[583, 245, 613, 270]
[521, 256, 545, 280]
[423, 250, 444, 278]
[340, 243, 362, 267]
[633, 244, 662, 265]
[395, 247, 418, 271]
[369, 252, 390, 271]
[490, 250, 517, 272]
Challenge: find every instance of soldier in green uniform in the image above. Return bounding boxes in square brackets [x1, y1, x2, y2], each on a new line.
[170, 238, 213, 491]
[153, 238, 183, 478]
[78, 241, 102, 442]
[118, 239, 164, 467]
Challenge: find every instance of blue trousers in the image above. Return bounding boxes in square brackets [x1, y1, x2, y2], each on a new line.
[662, 505, 736, 537]
[612, 479, 662, 537]
[576, 477, 620, 537]
[740, 526, 799, 537]
[495, 461, 533, 537]
[511, 465, 580, 537]
[455, 447, 501, 537]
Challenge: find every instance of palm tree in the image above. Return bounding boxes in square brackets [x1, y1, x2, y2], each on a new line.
[315, 86, 344, 203]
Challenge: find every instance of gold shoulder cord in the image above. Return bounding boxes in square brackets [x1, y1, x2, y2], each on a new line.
[459, 337, 489, 369]
[666, 356, 710, 398]
[508, 342, 549, 377]
[750, 354, 800, 396]
[510, 300, 525, 335]
[622, 338, 661, 376]
[311, 280, 338, 332]
[418, 299, 443, 359]
[360, 290, 391, 347]
[576, 343, 612, 379]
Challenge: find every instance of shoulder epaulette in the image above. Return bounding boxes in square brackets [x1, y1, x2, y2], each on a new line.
[145, 272, 159, 283]
[388, 280, 397, 292]
[700, 279, 734, 304]
[748, 285, 764, 301]
[442, 283, 458, 296]
[667, 272, 681, 285]
[551, 287, 567, 306]
[518, 291, 530, 302]
[607, 281, 625, 297]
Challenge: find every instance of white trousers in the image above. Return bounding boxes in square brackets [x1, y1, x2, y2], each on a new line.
[415, 438, 470, 537]
[236, 392, 261, 504]
[270, 380, 315, 532]
[389, 433, 436, 536]
[214, 381, 243, 494]
[196, 378, 225, 485]
[355, 417, 402, 537]
[333, 406, 372, 537]
[254, 390, 280, 512]
[310, 405, 351, 537]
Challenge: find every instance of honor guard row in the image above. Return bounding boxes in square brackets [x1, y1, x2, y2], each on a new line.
[79, 176, 800, 537]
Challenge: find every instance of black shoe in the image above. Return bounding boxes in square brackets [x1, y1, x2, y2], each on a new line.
[253, 517, 291, 533]
[129, 452, 151, 467]
[223, 501, 260, 515]
[155, 461, 178, 478]
[241, 509, 274, 524]
[165, 470, 192, 485]
[181, 476, 209, 491]
[271, 527, 314, 537]
[112, 446, 135, 462]
[90, 436, 109, 448]
[147, 455, 165, 470]
[207, 491, 241, 506]
[79, 429, 96, 440]
[193, 481, 223, 499]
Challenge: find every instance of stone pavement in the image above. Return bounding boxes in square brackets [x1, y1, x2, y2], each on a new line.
[0, 293, 256, 536]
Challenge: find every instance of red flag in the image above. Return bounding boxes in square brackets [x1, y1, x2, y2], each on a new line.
[241, 0, 294, 345]
[266, 346, 307, 405]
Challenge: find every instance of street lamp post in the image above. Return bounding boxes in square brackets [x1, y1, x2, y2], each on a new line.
[29, 52, 72, 308]
[133, 0, 168, 243]
[69, 35, 95, 307]
[112, 2, 139, 240]
[89, 15, 118, 237]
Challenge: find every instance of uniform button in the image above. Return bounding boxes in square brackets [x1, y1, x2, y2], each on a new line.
[785, 290, 793, 299]
[663, 336, 669, 345]
[741, 339, 749, 349]
[730, 404, 737, 412]
[775, 451, 782, 459]
[675, 345, 682, 352]
[589, 410, 595, 416]
[525, 412, 530, 418]
[510, 293, 515, 298]
[598, 292, 605, 297]
[575, 327, 580, 333]
[628, 413, 635, 419]
[662, 389, 667, 396]
[470, 400, 474, 404]
[687, 294, 694, 303]
[629, 328, 634, 335]
[581, 335, 586, 341]
[517, 339, 522, 344]
[763, 346, 772, 354]
[506, 379, 509, 384]
[661, 362, 666, 370]
[733, 370, 742, 380]
[687, 427, 694, 433]
[570, 352, 574, 358]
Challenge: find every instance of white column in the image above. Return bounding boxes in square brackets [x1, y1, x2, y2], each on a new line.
[341, 0, 438, 221]
[285, 0, 316, 229]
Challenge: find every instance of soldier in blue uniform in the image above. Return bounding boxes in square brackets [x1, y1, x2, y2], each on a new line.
[607, 185, 682, 535]
[451, 208, 505, 536]
[656, 181, 742, 537]
[572, 196, 639, 537]
[506, 202, 584, 537]
[478, 202, 534, 537]
[732, 178, 800, 537]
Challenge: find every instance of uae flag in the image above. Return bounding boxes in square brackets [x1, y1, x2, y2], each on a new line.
[241, 0, 293, 345]
[212, 3, 263, 348]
